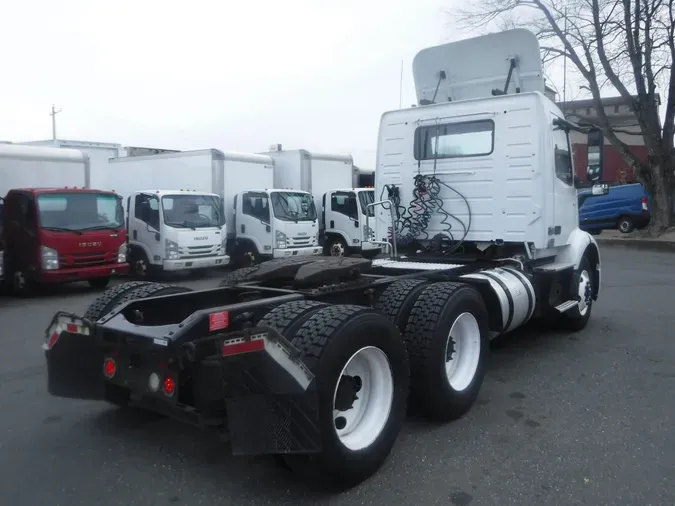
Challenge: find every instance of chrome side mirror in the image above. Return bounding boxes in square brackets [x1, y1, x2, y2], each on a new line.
[591, 183, 609, 196]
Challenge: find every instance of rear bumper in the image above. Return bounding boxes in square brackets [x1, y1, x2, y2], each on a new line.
[44, 312, 321, 455]
[273, 246, 322, 259]
[39, 262, 129, 283]
[163, 255, 230, 271]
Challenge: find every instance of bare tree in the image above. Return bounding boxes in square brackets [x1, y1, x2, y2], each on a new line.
[455, 0, 675, 234]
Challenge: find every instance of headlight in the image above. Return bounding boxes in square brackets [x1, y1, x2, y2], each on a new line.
[275, 231, 287, 249]
[0, 253, 4, 278]
[41, 245, 59, 271]
[218, 237, 227, 254]
[117, 243, 127, 263]
[165, 239, 180, 260]
[315, 231, 320, 245]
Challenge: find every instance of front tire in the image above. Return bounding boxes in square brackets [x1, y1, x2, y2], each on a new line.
[326, 236, 349, 257]
[281, 304, 410, 490]
[558, 256, 594, 331]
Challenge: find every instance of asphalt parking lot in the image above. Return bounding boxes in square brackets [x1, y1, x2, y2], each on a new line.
[1, 247, 673, 506]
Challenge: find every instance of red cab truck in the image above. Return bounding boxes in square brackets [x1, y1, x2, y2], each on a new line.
[0, 143, 129, 295]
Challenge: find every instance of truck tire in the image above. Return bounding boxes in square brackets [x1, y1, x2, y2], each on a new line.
[83, 281, 155, 321]
[218, 265, 264, 286]
[374, 279, 430, 333]
[281, 304, 410, 490]
[558, 256, 594, 332]
[112, 283, 193, 312]
[325, 236, 349, 257]
[258, 300, 329, 338]
[87, 277, 111, 290]
[403, 282, 489, 422]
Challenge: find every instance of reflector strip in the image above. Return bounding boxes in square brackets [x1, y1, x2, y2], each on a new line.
[222, 334, 265, 357]
[46, 331, 60, 350]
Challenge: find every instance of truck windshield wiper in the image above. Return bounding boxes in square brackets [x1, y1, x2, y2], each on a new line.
[42, 226, 82, 235]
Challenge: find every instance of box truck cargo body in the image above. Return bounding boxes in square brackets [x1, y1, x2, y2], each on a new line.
[267, 148, 379, 257]
[0, 144, 128, 294]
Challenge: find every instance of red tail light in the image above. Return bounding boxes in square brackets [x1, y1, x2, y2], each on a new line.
[103, 358, 116, 378]
[162, 376, 176, 397]
[641, 196, 648, 212]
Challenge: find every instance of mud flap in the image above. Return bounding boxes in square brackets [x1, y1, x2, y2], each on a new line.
[193, 327, 322, 456]
[44, 312, 105, 400]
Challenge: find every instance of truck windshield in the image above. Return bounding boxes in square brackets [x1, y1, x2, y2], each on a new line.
[270, 192, 317, 222]
[162, 194, 224, 229]
[358, 190, 375, 217]
[37, 193, 124, 232]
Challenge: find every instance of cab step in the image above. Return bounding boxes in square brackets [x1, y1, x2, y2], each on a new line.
[554, 300, 579, 313]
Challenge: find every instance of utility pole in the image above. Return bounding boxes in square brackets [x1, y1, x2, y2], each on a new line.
[50, 104, 62, 140]
[399, 60, 404, 109]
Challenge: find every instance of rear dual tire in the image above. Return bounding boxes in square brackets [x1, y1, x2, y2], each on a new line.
[375, 280, 490, 421]
[259, 301, 410, 490]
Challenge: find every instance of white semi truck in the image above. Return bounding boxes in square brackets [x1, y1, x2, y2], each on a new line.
[267, 147, 380, 257]
[44, 29, 611, 491]
[99, 150, 322, 273]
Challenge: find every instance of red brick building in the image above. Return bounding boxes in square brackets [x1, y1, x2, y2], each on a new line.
[554, 94, 660, 184]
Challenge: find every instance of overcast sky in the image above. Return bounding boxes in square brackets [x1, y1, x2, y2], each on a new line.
[0, 0, 464, 168]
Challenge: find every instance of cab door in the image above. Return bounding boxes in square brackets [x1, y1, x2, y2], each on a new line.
[551, 121, 578, 245]
[6, 192, 39, 277]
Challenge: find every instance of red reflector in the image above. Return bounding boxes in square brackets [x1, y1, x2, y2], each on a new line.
[66, 323, 78, 333]
[162, 376, 175, 397]
[209, 311, 229, 332]
[103, 358, 116, 378]
[221, 338, 265, 357]
[47, 331, 60, 349]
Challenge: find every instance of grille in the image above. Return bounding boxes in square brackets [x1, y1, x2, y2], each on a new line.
[59, 251, 112, 268]
[178, 245, 218, 259]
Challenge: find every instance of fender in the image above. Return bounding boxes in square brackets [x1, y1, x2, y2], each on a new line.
[556, 228, 602, 299]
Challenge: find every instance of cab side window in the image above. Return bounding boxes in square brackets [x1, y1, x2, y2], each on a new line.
[242, 192, 270, 223]
[553, 127, 574, 186]
[134, 194, 160, 230]
[330, 191, 358, 220]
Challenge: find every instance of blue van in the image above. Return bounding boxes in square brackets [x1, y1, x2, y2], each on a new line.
[578, 183, 650, 234]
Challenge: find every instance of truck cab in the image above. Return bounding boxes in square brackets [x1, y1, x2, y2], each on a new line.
[321, 188, 380, 257]
[125, 189, 229, 276]
[2, 188, 128, 295]
[230, 188, 322, 265]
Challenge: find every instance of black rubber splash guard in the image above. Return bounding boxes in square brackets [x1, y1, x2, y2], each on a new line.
[206, 326, 321, 455]
[44, 311, 105, 400]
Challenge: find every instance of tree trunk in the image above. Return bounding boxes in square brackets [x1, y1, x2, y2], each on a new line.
[645, 159, 675, 236]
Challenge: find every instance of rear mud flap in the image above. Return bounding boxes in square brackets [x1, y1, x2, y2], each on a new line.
[44, 313, 105, 400]
[193, 328, 322, 456]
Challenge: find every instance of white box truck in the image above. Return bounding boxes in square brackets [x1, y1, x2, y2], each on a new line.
[216, 151, 322, 266]
[98, 149, 321, 273]
[95, 150, 230, 277]
[266, 147, 380, 257]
